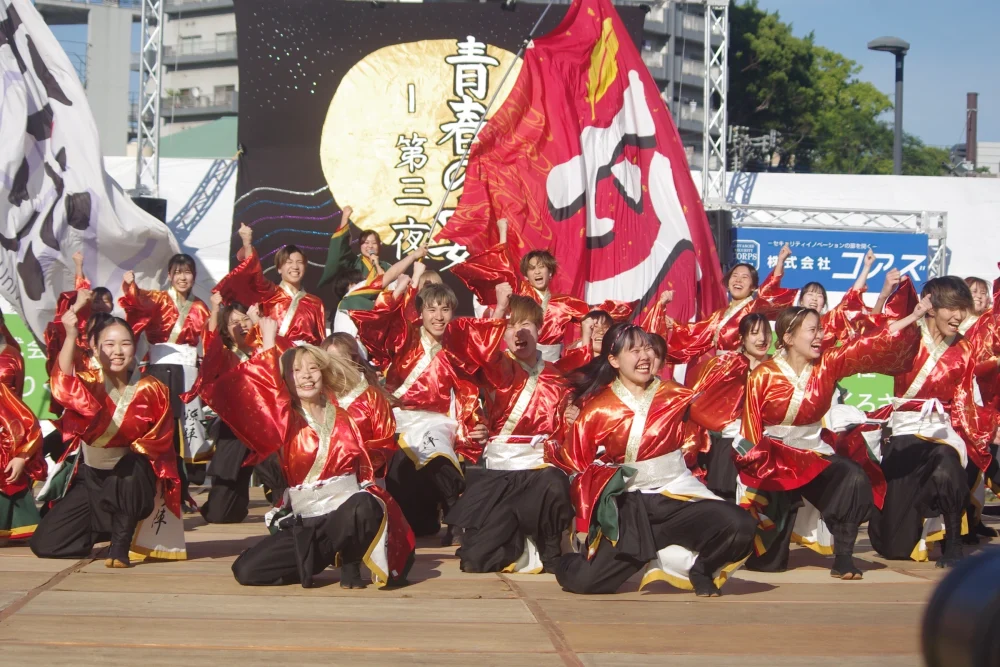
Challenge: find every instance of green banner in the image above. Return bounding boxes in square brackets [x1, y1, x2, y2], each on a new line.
[839, 372, 895, 412]
[3, 312, 57, 420]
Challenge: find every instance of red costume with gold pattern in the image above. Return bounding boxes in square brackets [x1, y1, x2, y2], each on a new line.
[213, 249, 326, 346]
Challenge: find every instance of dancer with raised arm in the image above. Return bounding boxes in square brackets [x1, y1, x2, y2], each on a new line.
[446, 290, 574, 574]
[350, 283, 503, 543]
[640, 245, 796, 375]
[31, 312, 182, 567]
[451, 218, 630, 361]
[556, 323, 756, 596]
[203, 318, 414, 588]
[120, 256, 210, 509]
[215, 224, 326, 346]
[869, 277, 998, 566]
[738, 302, 924, 579]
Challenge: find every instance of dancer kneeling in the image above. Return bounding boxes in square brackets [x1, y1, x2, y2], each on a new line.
[447, 290, 574, 574]
[737, 303, 924, 579]
[31, 313, 182, 567]
[204, 318, 414, 588]
[556, 324, 756, 596]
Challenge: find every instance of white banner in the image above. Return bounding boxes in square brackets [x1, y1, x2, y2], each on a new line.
[0, 0, 179, 341]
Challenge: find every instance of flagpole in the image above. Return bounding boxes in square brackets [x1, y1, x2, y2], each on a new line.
[422, 1, 555, 247]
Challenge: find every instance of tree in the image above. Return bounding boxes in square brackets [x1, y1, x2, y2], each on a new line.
[728, 1, 949, 176]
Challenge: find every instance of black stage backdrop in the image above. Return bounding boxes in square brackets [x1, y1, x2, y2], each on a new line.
[233, 0, 645, 313]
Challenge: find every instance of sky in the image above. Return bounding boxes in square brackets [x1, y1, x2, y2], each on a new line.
[754, 0, 1000, 148]
[53, 0, 999, 149]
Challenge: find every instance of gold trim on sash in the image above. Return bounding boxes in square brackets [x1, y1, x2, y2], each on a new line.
[532, 286, 552, 316]
[392, 328, 441, 400]
[278, 282, 307, 338]
[903, 320, 955, 400]
[772, 352, 812, 426]
[89, 370, 142, 449]
[611, 378, 661, 464]
[167, 287, 195, 345]
[958, 312, 981, 336]
[499, 353, 545, 437]
[337, 376, 369, 409]
[713, 296, 752, 347]
[230, 344, 251, 363]
[300, 401, 338, 485]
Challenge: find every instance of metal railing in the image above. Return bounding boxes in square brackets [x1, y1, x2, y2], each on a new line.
[165, 89, 237, 110]
[729, 204, 949, 279]
[164, 34, 236, 58]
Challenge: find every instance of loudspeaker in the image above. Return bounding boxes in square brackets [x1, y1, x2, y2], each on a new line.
[705, 208, 733, 269]
[131, 196, 168, 223]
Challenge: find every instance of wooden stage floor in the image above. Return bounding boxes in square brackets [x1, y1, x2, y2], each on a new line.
[2, 487, 990, 666]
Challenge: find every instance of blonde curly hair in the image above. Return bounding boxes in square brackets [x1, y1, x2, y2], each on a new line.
[280, 344, 361, 400]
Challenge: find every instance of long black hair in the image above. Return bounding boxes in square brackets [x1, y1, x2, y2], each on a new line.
[570, 322, 652, 405]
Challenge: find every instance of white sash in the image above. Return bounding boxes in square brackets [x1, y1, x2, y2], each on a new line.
[536, 343, 563, 362]
[82, 444, 129, 470]
[278, 282, 307, 337]
[625, 450, 720, 501]
[610, 378, 660, 464]
[772, 353, 812, 426]
[286, 474, 363, 519]
[393, 407, 460, 470]
[148, 343, 210, 463]
[483, 435, 549, 471]
[392, 328, 441, 400]
[148, 342, 198, 368]
[889, 398, 968, 468]
[763, 422, 833, 456]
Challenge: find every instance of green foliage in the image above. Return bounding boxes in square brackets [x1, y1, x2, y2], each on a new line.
[728, 1, 949, 175]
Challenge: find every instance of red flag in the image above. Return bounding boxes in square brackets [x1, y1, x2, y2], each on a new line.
[438, 0, 726, 323]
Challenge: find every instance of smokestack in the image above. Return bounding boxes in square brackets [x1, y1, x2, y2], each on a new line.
[966, 92, 978, 168]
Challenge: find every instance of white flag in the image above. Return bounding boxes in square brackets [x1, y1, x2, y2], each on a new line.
[0, 0, 179, 340]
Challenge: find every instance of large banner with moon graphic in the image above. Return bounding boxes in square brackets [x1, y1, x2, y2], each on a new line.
[233, 0, 645, 309]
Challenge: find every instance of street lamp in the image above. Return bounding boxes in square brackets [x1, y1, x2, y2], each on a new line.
[868, 36, 910, 175]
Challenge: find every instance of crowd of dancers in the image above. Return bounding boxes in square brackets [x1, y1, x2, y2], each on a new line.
[2, 209, 999, 596]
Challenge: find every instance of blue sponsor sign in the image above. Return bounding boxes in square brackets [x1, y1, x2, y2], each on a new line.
[731, 227, 929, 292]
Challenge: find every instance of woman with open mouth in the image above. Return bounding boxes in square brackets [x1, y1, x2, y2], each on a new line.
[450, 218, 632, 363]
[640, 244, 796, 383]
[737, 299, 926, 580]
[555, 323, 757, 597]
[868, 276, 999, 568]
[684, 313, 774, 502]
[31, 313, 182, 568]
[203, 317, 414, 589]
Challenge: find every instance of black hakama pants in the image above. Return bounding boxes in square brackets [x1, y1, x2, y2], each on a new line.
[747, 454, 873, 572]
[702, 434, 739, 503]
[30, 453, 156, 559]
[385, 450, 465, 537]
[231, 492, 383, 587]
[445, 466, 573, 573]
[200, 424, 255, 524]
[869, 436, 967, 560]
[556, 493, 755, 594]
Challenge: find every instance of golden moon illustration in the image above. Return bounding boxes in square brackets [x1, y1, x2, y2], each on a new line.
[319, 39, 521, 242]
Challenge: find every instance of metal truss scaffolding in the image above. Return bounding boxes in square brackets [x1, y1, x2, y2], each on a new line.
[135, 0, 164, 195]
[729, 204, 948, 279]
[701, 0, 728, 208]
